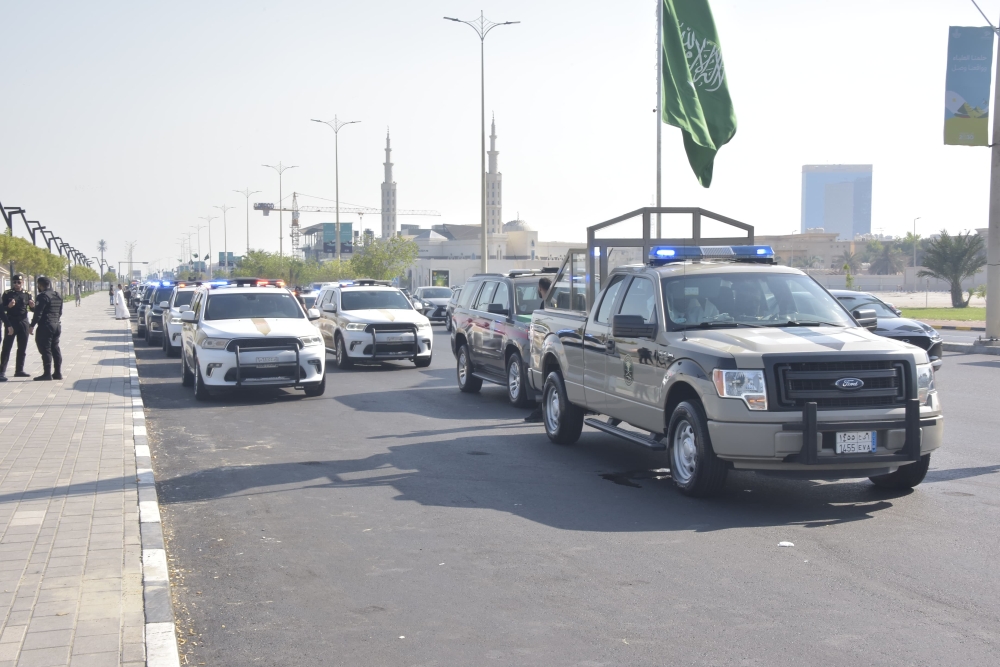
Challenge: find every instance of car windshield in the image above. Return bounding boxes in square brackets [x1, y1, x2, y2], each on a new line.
[419, 288, 453, 299]
[836, 297, 897, 318]
[152, 288, 173, 304]
[662, 272, 855, 329]
[303, 296, 316, 308]
[204, 292, 303, 320]
[513, 282, 544, 315]
[341, 290, 413, 311]
[173, 291, 194, 308]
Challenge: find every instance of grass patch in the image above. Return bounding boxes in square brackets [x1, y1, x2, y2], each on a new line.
[900, 307, 986, 321]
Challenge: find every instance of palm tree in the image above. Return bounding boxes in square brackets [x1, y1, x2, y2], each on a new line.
[868, 244, 905, 275]
[838, 249, 860, 274]
[918, 230, 987, 307]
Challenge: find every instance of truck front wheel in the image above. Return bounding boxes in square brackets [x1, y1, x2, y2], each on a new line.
[542, 371, 584, 445]
[667, 401, 727, 497]
[869, 454, 930, 490]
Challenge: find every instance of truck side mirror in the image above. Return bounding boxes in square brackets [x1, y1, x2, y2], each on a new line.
[486, 303, 509, 317]
[322, 303, 337, 313]
[852, 308, 878, 332]
[159, 301, 170, 308]
[612, 314, 657, 339]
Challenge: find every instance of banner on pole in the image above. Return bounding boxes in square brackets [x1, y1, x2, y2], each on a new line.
[944, 26, 995, 146]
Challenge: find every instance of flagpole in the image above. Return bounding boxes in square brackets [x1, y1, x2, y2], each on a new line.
[655, 0, 663, 238]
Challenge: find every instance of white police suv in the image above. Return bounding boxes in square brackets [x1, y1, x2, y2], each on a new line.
[179, 279, 326, 399]
[314, 280, 433, 369]
[162, 281, 201, 357]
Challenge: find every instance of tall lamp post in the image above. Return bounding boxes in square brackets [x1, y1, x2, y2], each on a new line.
[214, 204, 236, 274]
[189, 225, 205, 277]
[311, 116, 360, 262]
[198, 215, 217, 277]
[444, 11, 519, 273]
[234, 188, 261, 256]
[912, 216, 922, 271]
[262, 163, 297, 257]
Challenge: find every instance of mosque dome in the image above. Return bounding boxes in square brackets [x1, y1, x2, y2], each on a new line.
[503, 219, 533, 232]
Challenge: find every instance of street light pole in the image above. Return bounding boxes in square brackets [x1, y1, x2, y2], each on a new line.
[912, 216, 921, 270]
[234, 188, 261, 256]
[214, 204, 236, 275]
[444, 11, 520, 274]
[190, 224, 205, 276]
[198, 215, 218, 277]
[312, 117, 360, 263]
[262, 163, 298, 257]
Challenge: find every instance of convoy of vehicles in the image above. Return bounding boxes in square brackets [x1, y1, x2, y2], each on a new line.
[314, 280, 434, 369]
[142, 283, 176, 346]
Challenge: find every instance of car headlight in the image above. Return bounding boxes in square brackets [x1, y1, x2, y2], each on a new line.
[299, 335, 323, 347]
[200, 338, 231, 349]
[417, 321, 432, 330]
[916, 363, 936, 404]
[345, 322, 367, 331]
[713, 369, 768, 410]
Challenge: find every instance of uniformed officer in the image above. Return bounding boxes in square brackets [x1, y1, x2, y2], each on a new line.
[0, 274, 35, 381]
[29, 276, 63, 381]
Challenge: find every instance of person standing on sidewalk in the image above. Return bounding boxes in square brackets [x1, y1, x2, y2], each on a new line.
[114, 284, 129, 319]
[29, 276, 62, 381]
[109, 284, 115, 306]
[75, 282, 82, 307]
[0, 274, 35, 381]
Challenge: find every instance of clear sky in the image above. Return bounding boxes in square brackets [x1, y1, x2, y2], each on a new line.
[1, 0, 998, 272]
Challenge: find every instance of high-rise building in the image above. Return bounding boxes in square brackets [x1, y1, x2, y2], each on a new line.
[801, 165, 872, 240]
[486, 115, 502, 235]
[381, 131, 397, 238]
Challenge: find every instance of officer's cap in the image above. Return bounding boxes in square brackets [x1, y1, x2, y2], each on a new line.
[11, 274, 23, 281]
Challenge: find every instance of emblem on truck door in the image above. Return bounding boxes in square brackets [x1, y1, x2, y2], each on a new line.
[622, 354, 634, 386]
[834, 377, 864, 390]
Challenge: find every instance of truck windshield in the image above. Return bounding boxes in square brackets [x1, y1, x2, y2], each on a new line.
[341, 290, 413, 311]
[662, 273, 855, 329]
[204, 292, 303, 320]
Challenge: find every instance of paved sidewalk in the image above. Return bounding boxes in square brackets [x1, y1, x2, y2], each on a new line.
[0, 295, 145, 666]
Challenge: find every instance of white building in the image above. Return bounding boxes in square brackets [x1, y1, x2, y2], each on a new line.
[381, 131, 397, 239]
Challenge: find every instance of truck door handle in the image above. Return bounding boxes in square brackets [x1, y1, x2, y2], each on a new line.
[605, 339, 615, 353]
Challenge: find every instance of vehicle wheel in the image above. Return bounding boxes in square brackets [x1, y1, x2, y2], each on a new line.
[303, 373, 326, 397]
[542, 370, 584, 445]
[181, 351, 194, 387]
[456, 344, 482, 393]
[167, 340, 180, 358]
[414, 355, 432, 368]
[667, 400, 728, 497]
[162, 333, 168, 354]
[193, 356, 210, 401]
[335, 334, 353, 369]
[145, 328, 153, 346]
[506, 351, 530, 408]
[446, 317, 452, 333]
[869, 454, 931, 490]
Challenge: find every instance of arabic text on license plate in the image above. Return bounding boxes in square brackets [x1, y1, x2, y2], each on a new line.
[387, 336, 405, 342]
[835, 431, 876, 454]
[256, 356, 278, 363]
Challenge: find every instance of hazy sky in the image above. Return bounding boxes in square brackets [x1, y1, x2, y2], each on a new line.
[2, 0, 998, 272]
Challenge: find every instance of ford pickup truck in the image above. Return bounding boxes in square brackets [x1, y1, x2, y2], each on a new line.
[528, 244, 943, 497]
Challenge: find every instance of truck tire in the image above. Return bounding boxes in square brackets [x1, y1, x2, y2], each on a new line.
[869, 454, 930, 490]
[506, 351, 530, 408]
[181, 351, 194, 387]
[667, 400, 727, 497]
[542, 370, 584, 445]
[335, 334, 353, 369]
[193, 356, 211, 401]
[456, 344, 482, 393]
[303, 373, 326, 397]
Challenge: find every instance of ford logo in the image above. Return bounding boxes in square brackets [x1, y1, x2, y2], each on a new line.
[834, 377, 864, 391]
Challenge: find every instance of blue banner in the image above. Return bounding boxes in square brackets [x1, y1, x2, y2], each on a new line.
[944, 26, 995, 146]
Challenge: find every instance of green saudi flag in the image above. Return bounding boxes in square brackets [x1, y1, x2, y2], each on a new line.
[661, 0, 736, 188]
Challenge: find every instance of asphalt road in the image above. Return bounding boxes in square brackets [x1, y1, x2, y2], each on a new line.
[133, 332, 1000, 666]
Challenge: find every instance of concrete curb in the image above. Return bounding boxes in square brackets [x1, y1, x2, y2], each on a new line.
[943, 341, 1000, 355]
[128, 336, 182, 667]
[933, 325, 986, 332]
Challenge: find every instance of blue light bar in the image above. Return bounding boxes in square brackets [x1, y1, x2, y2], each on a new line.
[648, 245, 774, 264]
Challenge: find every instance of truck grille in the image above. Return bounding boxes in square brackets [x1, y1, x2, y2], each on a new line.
[774, 360, 907, 410]
[226, 337, 301, 351]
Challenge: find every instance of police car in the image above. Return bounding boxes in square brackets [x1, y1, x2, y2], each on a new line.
[314, 280, 433, 369]
[162, 281, 202, 357]
[141, 281, 177, 346]
[179, 279, 326, 399]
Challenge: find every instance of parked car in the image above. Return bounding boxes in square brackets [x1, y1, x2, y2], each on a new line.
[830, 290, 943, 370]
[450, 270, 555, 407]
[445, 286, 462, 333]
[142, 283, 177, 346]
[412, 286, 453, 324]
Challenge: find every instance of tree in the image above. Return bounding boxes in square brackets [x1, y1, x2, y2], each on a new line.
[102, 271, 117, 283]
[899, 232, 922, 266]
[350, 236, 419, 281]
[838, 249, 860, 274]
[844, 264, 855, 290]
[868, 243, 905, 275]
[918, 230, 987, 307]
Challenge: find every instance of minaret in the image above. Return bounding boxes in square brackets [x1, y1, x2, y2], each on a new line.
[381, 130, 397, 239]
[486, 114, 502, 236]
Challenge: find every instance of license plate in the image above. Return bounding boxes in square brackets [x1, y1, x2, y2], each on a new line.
[835, 431, 876, 454]
[256, 356, 278, 363]
[386, 336, 405, 342]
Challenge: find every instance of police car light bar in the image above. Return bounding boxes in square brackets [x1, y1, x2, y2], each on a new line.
[648, 245, 774, 265]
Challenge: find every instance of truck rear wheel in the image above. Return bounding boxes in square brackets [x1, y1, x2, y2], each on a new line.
[542, 370, 584, 445]
[869, 454, 930, 490]
[667, 400, 727, 497]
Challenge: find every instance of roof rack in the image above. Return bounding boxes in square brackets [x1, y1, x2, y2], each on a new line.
[348, 279, 393, 287]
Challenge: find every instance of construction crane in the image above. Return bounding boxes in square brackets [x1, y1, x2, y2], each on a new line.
[255, 192, 440, 257]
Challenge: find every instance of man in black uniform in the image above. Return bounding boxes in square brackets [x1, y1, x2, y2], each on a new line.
[29, 276, 62, 381]
[0, 274, 35, 381]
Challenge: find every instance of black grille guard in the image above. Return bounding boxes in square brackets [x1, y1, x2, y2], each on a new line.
[365, 323, 420, 359]
[233, 341, 300, 387]
[781, 399, 932, 465]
